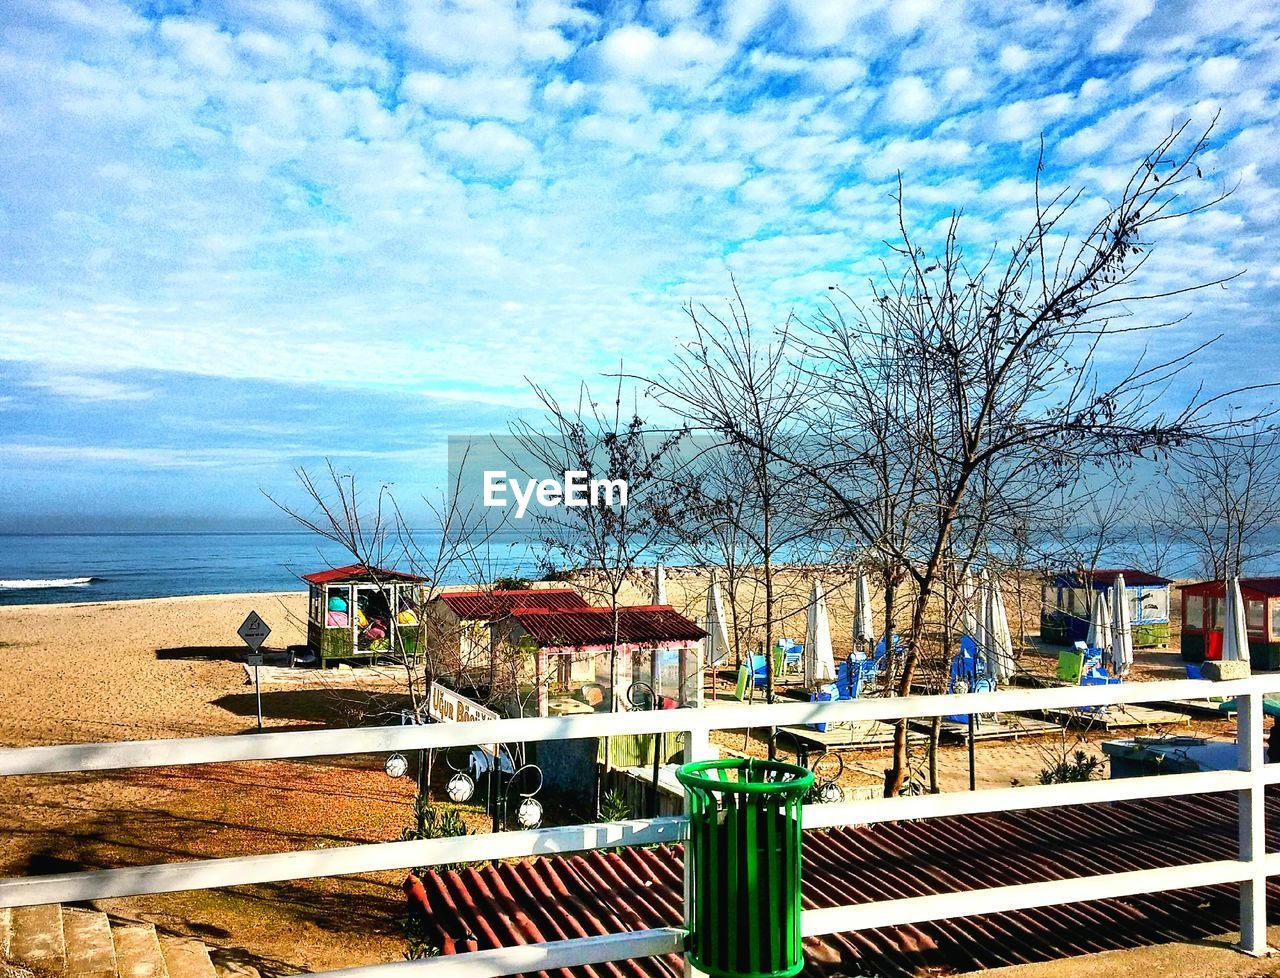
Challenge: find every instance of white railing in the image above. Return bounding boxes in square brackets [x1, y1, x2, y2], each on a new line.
[1, 675, 1277, 978]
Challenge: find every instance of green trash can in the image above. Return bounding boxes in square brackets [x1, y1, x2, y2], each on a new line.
[676, 758, 814, 978]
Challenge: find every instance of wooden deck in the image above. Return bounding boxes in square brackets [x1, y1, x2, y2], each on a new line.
[1036, 704, 1190, 730]
[907, 715, 1064, 742]
[776, 719, 898, 751]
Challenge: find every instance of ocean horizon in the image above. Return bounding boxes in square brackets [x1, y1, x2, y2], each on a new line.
[0, 530, 544, 605]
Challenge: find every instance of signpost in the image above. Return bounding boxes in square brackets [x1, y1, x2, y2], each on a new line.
[238, 611, 271, 730]
[428, 683, 506, 831]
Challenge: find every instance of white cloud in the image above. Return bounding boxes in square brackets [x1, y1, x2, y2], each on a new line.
[592, 25, 730, 86]
[403, 0, 574, 67]
[887, 0, 941, 35]
[999, 45, 1032, 73]
[28, 373, 153, 402]
[1091, 0, 1156, 54]
[884, 76, 934, 124]
[402, 71, 533, 122]
[1196, 55, 1240, 91]
[434, 120, 536, 170]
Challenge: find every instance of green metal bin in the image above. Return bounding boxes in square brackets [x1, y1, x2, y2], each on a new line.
[676, 758, 814, 978]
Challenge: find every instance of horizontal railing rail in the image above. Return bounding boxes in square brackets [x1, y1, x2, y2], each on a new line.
[0, 675, 1275, 978]
[0, 675, 1263, 776]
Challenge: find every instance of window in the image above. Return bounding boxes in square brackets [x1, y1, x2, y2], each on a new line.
[1212, 597, 1225, 630]
[1185, 594, 1204, 631]
[1272, 601, 1280, 641]
[326, 585, 351, 628]
[1248, 600, 1266, 632]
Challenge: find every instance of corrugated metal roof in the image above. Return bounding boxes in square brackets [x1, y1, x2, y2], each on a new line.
[301, 563, 427, 584]
[511, 606, 706, 647]
[437, 589, 592, 620]
[1182, 577, 1280, 599]
[408, 789, 1280, 978]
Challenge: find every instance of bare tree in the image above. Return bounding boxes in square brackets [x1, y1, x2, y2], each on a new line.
[718, 118, 1266, 794]
[272, 457, 544, 723]
[507, 377, 684, 713]
[1166, 425, 1280, 579]
[644, 287, 822, 710]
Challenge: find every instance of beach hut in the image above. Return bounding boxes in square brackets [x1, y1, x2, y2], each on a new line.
[506, 604, 707, 795]
[1040, 569, 1172, 648]
[426, 587, 591, 680]
[1180, 577, 1280, 669]
[506, 605, 707, 717]
[303, 564, 428, 668]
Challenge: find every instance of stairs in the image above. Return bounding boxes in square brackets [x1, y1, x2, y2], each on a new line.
[0, 907, 257, 978]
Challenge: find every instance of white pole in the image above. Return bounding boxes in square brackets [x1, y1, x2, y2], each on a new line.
[681, 722, 711, 978]
[1236, 691, 1269, 955]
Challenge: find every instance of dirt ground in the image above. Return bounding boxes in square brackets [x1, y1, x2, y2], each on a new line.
[0, 589, 1231, 976]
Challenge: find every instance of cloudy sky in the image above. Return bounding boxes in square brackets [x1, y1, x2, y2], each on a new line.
[1, 0, 1277, 530]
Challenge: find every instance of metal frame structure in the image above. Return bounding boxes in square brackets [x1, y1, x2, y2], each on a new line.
[1, 676, 1277, 977]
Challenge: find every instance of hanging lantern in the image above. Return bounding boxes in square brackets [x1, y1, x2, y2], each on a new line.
[516, 796, 543, 829]
[446, 771, 475, 803]
[817, 782, 845, 805]
[384, 753, 409, 779]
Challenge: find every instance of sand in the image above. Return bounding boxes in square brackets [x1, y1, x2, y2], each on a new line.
[0, 591, 412, 746]
[0, 589, 1228, 976]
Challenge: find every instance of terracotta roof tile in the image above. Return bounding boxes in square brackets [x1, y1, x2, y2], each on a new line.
[408, 788, 1280, 977]
[437, 589, 591, 620]
[511, 606, 706, 647]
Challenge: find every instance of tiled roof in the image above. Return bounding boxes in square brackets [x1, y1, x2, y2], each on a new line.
[436, 588, 591, 620]
[407, 789, 1280, 978]
[1048, 569, 1172, 588]
[1182, 577, 1280, 599]
[510, 605, 706, 647]
[301, 563, 427, 584]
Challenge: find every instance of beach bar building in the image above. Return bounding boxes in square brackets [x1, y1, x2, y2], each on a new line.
[303, 564, 428, 668]
[1041, 569, 1172, 648]
[507, 604, 707, 717]
[426, 588, 591, 681]
[1180, 577, 1280, 669]
[504, 603, 707, 796]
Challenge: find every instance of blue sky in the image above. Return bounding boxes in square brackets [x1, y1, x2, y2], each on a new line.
[0, 0, 1277, 531]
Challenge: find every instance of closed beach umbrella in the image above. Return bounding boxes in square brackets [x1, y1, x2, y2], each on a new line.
[853, 570, 874, 655]
[652, 562, 667, 605]
[1110, 574, 1134, 677]
[703, 573, 730, 666]
[805, 579, 838, 687]
[961, 571, 979, 639]
[1222, 575, 1249, 663]
[972, 570, 991, 671]
[984, 574, 1016, 683]
[1086, 586, 1109, 649]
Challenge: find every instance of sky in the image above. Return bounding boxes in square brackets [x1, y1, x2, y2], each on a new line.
[0, 0, 1278, 531]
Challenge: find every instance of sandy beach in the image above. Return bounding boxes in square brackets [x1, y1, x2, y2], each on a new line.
[0, 588, 1221, 976]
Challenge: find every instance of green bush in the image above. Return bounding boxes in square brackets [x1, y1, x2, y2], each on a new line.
[1037, 750, 1103, 785]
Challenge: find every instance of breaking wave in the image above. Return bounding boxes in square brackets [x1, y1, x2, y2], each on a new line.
[0, 577, 96, 589]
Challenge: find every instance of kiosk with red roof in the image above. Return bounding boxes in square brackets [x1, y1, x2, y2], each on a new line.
[303, 564, 428, 668]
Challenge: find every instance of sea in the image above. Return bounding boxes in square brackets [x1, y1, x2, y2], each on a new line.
[0, 531, 544, 605]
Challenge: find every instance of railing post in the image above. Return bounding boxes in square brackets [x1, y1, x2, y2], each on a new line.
[682, 723, 710, 978]
[1236, 690, 1270, 955]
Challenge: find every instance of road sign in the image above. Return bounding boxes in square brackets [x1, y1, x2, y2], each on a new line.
[246, 654, 265, 667]
[238, 611, 271, 652]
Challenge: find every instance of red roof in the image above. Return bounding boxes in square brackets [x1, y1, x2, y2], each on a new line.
[437, 588, 591, 620]
[408, 789, 1280, 978]
[1180, 577, 1280, 599]
[301, 563, 427, 585]
[510, 605, 705, 647]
